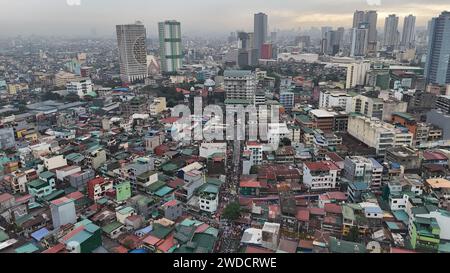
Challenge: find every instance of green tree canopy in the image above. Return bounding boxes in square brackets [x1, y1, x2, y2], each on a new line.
[223, 202, 241, 221]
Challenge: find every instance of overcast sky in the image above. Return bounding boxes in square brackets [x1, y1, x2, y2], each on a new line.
[0, 0, 448, 37]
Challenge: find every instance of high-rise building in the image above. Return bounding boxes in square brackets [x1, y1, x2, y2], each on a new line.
[401, 15, 416, 49]
[116, 22, 148, 83]
[261, 43, 273, 59]
[224, 70, 256, 105]
[158, 20, 183, 73]
[353, 10, 378, 53]
[425, 11, 450, 85]
[254, 13, 268, 59]
[383, 14, 400, 49]
[350, 23, 369, 57]
[324, 30, 340, 56]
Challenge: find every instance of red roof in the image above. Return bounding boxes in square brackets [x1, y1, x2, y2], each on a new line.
[112, 246, 129, 253]
[326, 191, 347, 201]
[240, 179, 265, 188]
[66, 191, 84, 201]
[423, 151, 448, 161]
[298, 240, 314, 249]
[88, 177, 106, 187]
[304, 161, 339, 171]
[245, 246, 274, 254]
[143, 235, 161, 246]
[157, 233, 175, 253]
[390, 247, 417, 253]
[309, 207, 326, 216]
[160, 117, 181, 124]
[167, 178, 184, 188]
[324, 203, 342, 214]
[268, 204, 280, 219]
[0, 193, 14, 203]
[42, 243, 66, 253]
[195, 223, 210, 234]
[326, 152, 344, 162]
[163, 199, 179, 208]
[296, 208, 310, 222]
[51, 197, 73, 206]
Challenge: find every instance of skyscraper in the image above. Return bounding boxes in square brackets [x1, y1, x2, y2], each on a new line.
[383, 14, 400, 49]
[401, 15, 416, 49]
[324, 30, 340, 56]
[116, 21, 148, 83]
[254, 12, 268, 59]
[158, 20, 183, 73]
[425, 11, 450, 85]
[350, 23, 369, 57]
[353, 10, 378, 53]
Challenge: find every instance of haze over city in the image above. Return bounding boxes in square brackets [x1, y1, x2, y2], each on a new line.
[0, 0, 448, 37]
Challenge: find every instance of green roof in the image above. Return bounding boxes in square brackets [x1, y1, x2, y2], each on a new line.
[102, 221, 123, 234]
[27, 179, 48, 189]
[342, 205, 356, 221]
[155, 186, 174, 197]
[147, 181, 166, 193]
[191, 233, 217, 253]
[15, 243, 39, 253]
[66, 153, 85, 162]
[150, 223, 173, 239]
[161, 163, 178, 172]
[39, 171, 55, 179]
[202, 184, 219, 194]
[0, 230, 9, 242]
[118, 206, 135, 215]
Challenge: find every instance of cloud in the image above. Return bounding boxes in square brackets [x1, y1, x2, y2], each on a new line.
[0, 0, 447, 36]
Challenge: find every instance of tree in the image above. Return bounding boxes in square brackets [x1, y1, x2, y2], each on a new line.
[41, 91, 62, 101]
[223, 202, 241, 221]
[64, 93, 80, 103]
[346, 226, 360, 243]
[280, 137, 292, 147]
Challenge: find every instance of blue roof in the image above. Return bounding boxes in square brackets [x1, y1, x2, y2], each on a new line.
[135, 225, 153, 236]
[31, 227, 49, 241]
[113, 87, 130, 92]
[129, 248, 148, 253]
[349, 182, 369, 191]
[365, 206, 382, 214]
[368, 158, 383, 169]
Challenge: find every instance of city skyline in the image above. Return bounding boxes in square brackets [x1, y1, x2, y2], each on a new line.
[0, 0, 448, 37]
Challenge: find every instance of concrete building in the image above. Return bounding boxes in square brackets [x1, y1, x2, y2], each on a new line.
[44, 155, 68, 171]
[261, 222, 280, 251]
[343, 156, 383, 190]
[350, 24, 369, 57]
[353, 10, 378, 54]
[348, 114, 413, 156]
[280, 91, 295, 111]
[149, 97, 167, 116]
[348, 95, 384, 120]
[425, 12, 450, 85]
[50, 197, 77, 229]
[319, 90, 353, 110]
[401, 15, 416, 49]
[346, 62, 371, 88]
[385, 146, 421, 170]
[254, 13, 268, 59]
[383, 14, 400, 50]
[427, 109, 450, 140]
[303, 161, 340, 191]
[0, 128, 15, 150]
[66, 79, 93, 98]
[116, 22, 148, 83]
[158, 20, 183, 73]
[435, 95, 450, 114]
[224, 70, 256, 104]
